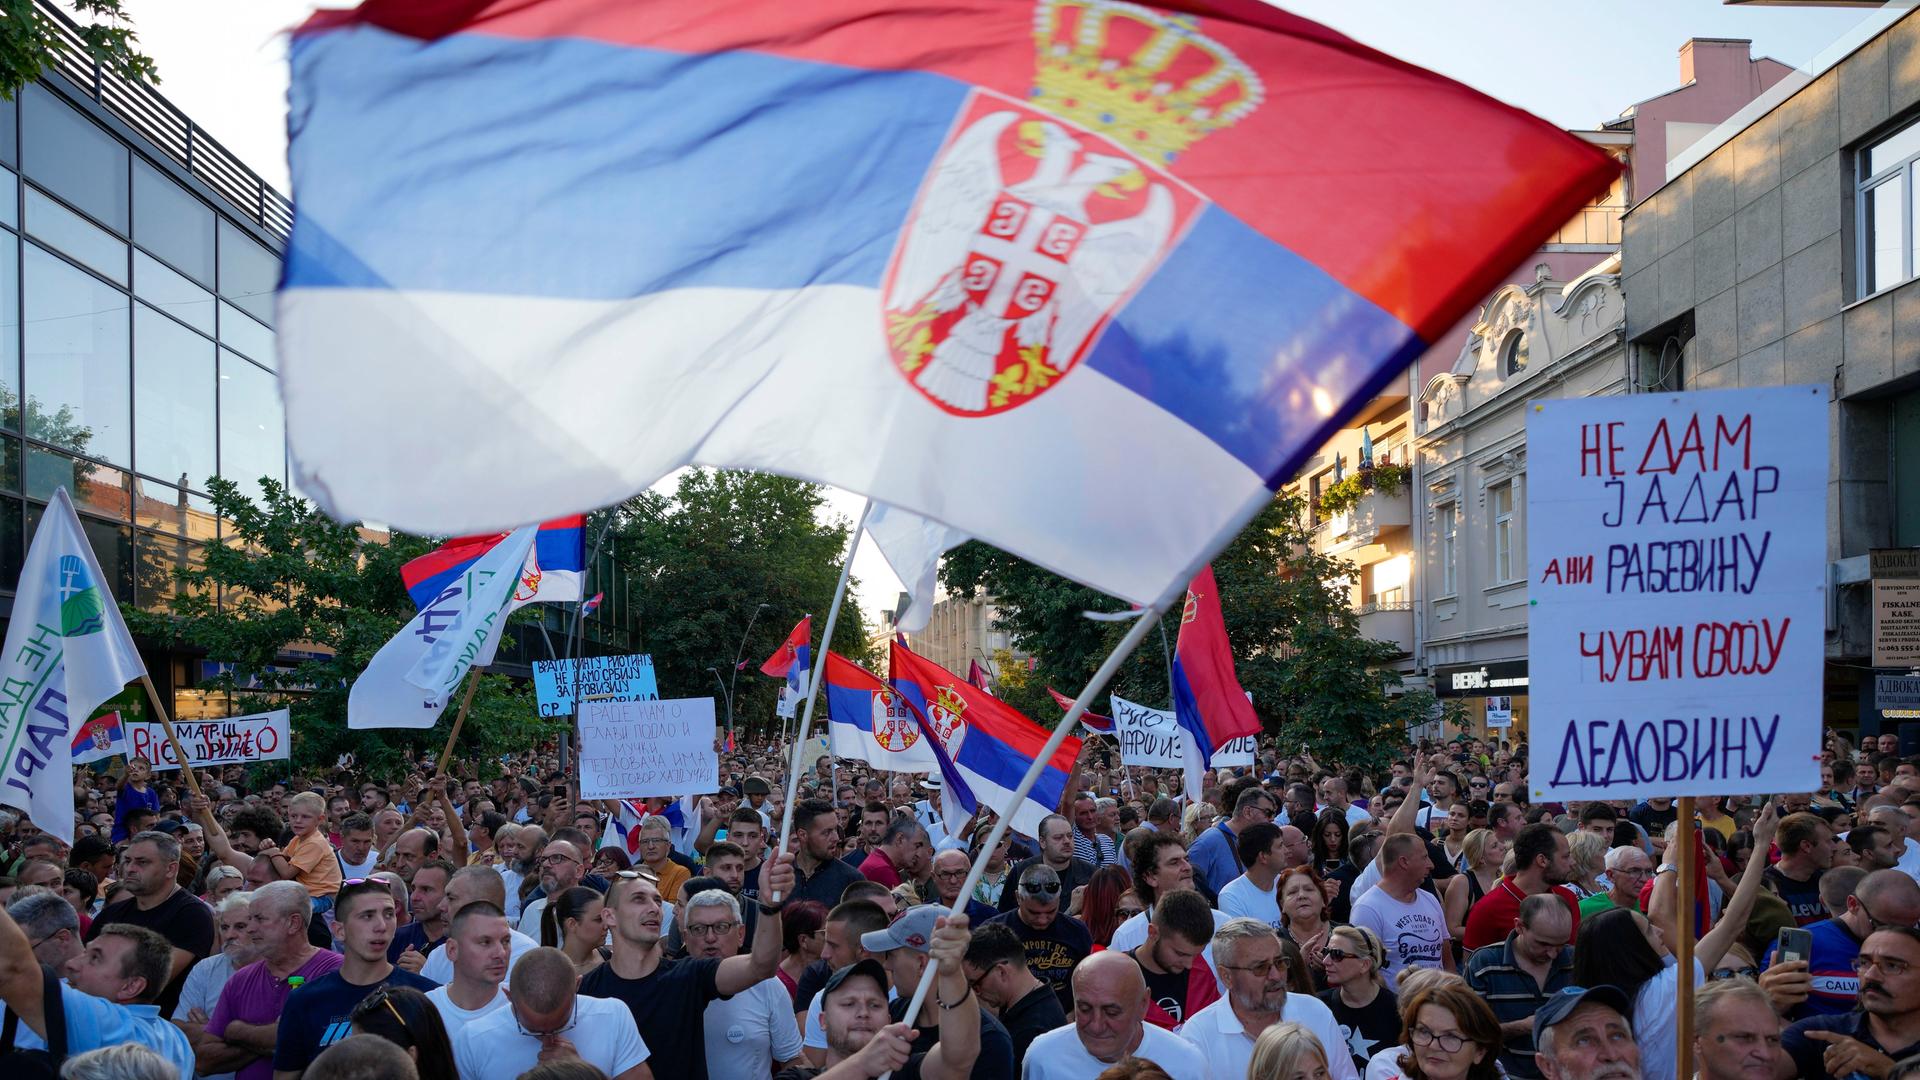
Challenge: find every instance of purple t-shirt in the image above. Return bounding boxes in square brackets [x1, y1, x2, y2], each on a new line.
[209, 949, 344, 1080]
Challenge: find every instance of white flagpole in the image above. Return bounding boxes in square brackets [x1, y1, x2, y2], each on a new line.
[888, 596, 1171, 1066]
[770, 498, 873, 901]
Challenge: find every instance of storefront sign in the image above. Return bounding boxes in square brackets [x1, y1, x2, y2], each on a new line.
[1527, 386, 1825, 800]
[1434, 660, 1529, 697]
[1874, 550, 1920, 668]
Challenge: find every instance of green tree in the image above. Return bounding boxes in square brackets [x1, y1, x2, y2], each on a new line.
[611, 470, 874, 738]
[940, 493, 1434, 770]
[0, 1, 155, 98]
[123, 476, 563, 777]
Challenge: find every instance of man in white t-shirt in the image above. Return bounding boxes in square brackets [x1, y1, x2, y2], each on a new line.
[684, 888, 804, 1078]
[1022, 951, 1212, 1080]
[1217, 823, 1287, 932]
[452, 947, 649, 1080]
[423, 865, 540, 984]
[336, 814, 380, 880]
[1350, 834, 1452, 986]
[425, 901, 512, 1045]
[1317, 777, 1372, 829]
[1180, 918, 1357, 1080]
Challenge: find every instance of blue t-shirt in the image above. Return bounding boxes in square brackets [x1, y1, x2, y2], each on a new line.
[4, 982, 194, 1077]
[1761, 917, 1862, 1018]
[272, 967, 440, 1071]
[1188, 822, 1241, 892]
[386, 921, 442, 962]
[111, 784, 160, 843]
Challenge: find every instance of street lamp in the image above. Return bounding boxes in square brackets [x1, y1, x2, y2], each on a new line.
[707, 666, 734, 744]
[727, 602, 770, 742]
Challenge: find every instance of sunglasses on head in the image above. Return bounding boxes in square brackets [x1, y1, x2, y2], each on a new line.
[1020, 882, 1062, 897]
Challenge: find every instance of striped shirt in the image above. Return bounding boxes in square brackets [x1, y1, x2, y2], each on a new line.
[1462, 933, 1573, 1079]
[1073, 829, 1117, 867]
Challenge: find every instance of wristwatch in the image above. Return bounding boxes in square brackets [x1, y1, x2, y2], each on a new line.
[757, 899, 785, 916]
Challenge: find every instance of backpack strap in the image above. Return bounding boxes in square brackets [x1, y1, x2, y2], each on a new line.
[38, 964, 64, 1062]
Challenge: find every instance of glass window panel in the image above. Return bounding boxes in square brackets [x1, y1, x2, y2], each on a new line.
[25, 187, 126, 284]
[1869, 179, 1906, 295]
[0, 240, 16, 433]
[0, 435, 16, 493]
[0, 97, 17, 168]
[23, 244, 128, 464]
[217, 220, 277, 327]
[219, 349, 284, 504]
[135, 530, 206, 611]
[134, 303, 216, 490]
[20, 85, 127, 233]
[133, 251, 213, 334]
[1871, 122, 1920, 179]
[132, 158, 213, 286]
[79, 515, 133, 603]
[218, 301, 274, 368]
[133, 476, 217, 542]
[0, 170, 15, 230]
[25, 448, 128, 519]
[0, 496, 18, 585]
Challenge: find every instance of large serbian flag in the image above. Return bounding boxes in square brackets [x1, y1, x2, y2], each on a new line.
[279, 0, 1615, 606]
[889, 640, 1079, 837]
[824, 652, 940, 772]
[400, 517, 585, 611]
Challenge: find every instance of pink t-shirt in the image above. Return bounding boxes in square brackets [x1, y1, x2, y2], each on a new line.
[208, 949, 344, 1080]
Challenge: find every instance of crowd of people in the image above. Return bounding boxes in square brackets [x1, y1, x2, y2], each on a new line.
[6, 728, 1920, 1080]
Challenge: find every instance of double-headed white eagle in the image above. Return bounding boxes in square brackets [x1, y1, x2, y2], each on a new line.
[887, 110, 1176, 413]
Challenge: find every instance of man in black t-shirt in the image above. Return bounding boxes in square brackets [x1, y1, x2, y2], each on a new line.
[963, 922, 1066, 1062]
[86, 830, 213, 1018]
[863, 905, 1007, 1080]
[580, 853, 794, 1080]
[983, 865, 1091, 1014]
[1767, 812, 1837, 926]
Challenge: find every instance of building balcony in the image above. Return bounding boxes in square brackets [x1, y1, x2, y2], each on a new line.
[1311, 485, 1411, 563]
[1357, 600, 1414, 655]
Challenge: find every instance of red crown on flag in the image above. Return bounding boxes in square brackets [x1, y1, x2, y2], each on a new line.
[1181, 586, 1200, 625]
[1031, 0, 1265, 162]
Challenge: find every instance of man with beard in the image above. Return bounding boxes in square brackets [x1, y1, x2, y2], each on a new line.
[274, 878, 438, 1074]
[1181, 918, 1356, 1080]
[996, 816, 1093, 913]
[203, 882, 344, 1080]
[787, 799, 864, 910]
[580, 850, 795, 1080]
[773, 960, 916, 1080]
[1533, 985, 1640, 1080]
[1782, 926, 1920, 1079]
[684, 889, 804, 1079]
[88, 829, 216, 1017]
[1691, 979, 1780, 1080]
[515, 839, 584, 937]
[983, 865, 1091, 1014]
[1125, 889, 1218, 1029]
[842, 802, 890, 870]
[1463, 824, 1581, 950]
[178, 892, 258, 1080]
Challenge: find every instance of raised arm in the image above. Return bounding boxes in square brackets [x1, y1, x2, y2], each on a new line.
[0, 885, 46, 1036]
[916, 914, 980, 1080]
[717, 850, 792, 995]
[1696, 801, 1779, 973]
[190, 794, 255, 873]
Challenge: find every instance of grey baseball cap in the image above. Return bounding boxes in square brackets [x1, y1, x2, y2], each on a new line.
[860, 904, 949, 954]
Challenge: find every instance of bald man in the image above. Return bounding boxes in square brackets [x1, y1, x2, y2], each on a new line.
[1019, 951, 1212, 1080]
[928, 850, 998, 926]
[420, 866, 539, 984]
[450, 948, 651, 1080]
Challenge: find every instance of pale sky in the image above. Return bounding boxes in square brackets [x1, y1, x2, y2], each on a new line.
[98, 0, 1885, 622]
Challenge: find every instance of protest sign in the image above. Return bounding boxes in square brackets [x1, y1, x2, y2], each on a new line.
[1109, 695, 1186, 768]
[1485, 696, 1513, 729]
[1213, 735, 1257, 768]
[577, 697, 717, 799]
[532, 654, 659, 717]
[1528, 386, 1824, 800]
[130, 710, 291, 771]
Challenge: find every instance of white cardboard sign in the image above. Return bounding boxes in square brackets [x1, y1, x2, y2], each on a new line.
[577, 697, 718, 800]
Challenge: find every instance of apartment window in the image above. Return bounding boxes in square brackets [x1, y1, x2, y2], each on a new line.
[1491, 482, 1516, 582]
[1439, 503, 1458, 595]
[1860, 117, 1920, 296]
[1500, 330, 1528, 375]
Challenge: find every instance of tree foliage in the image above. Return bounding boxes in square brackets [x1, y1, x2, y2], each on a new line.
[939, 493, 1437, 770]
[610, 470, 875, 737]
[123, 477, 560, 778]
[0, 1, 155, 100]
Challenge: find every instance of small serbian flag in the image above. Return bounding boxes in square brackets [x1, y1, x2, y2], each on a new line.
[1172, 565, 1262, 763]
[401, 516, 585, 611]
[761, 617, 813, 698]
[580, 591, 603, 616]
[1048, 686, 1113, 734]
[71, 711, 126, 765]
[890, 640, 1079, 838]
[968, 659, 993, 694]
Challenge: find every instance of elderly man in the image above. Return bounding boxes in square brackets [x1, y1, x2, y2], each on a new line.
[861, 906, 1000, 1080]
[998, 816, 1093, 913]
[1069, 794, 1117, 868]
[515, 838, 585, 937]
[1532, 985, 1638, 1080]
[635, 817, 692, 902]
[11, 892, 82, 971]
[1693, 978, 1781, 1080]
[682, 888, 804, 1079]
[985, 864, 1092, 1014]
[178, 892, 257, 1080]
[203, 881, 344, 1080]
[1464, 894, 1574, 1079]
[1760, 866, 1905, 1019]
[88, 829, 217, 1018]
[1579, 846, 1652, 920]
[0, 896, 194, 1075]
[1180, 917, 1356, 1080]
[1021, 951, 1209, 1080]
[453, 947, 650, 1080]
[929, 850, 998, 926]
[1781, 926, 1920, 1079]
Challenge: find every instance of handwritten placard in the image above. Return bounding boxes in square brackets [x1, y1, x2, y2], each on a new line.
[1528, 386, 1825, 799]
[1212, 735, 1257, 769]
[132, 710, 291, 771]
[577, 697, 718, 799]
[1108, 696, 1186, 768]
[532, 654, 660, 717]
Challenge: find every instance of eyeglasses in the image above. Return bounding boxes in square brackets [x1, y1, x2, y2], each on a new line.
[1320, 947, 1363, 964]
[30, 928, 68, 950]
[1853, 954, 1915, 977]
[1410, 1024, 1469, 1053]
[1221, 955, 1288, 975]
[539, 852, 579, 866]
[685, 920, 739, 938]
[514, 1000, 579, 1039]
[968, 960, 1004, 992]
[1856, 898, 1918, 933]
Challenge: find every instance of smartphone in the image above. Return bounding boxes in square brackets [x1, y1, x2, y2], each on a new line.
[1776, 926, 1814, 967]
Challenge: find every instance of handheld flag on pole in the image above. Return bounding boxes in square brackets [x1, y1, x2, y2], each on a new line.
[823, 652, 938, 773]
[889, 640, 1079, 838]
[0, 489, 149, 841]
[400, 516, 585, 611]
[865, 503, 967, 634]
[1171, 565, 1262, 763]
[278, 0, 1618, 613]
[761, 616, 812, 699]
[1047, 686, 1113, 734]
[579, 591, 603, 616]
[967, 659, 993, 695]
